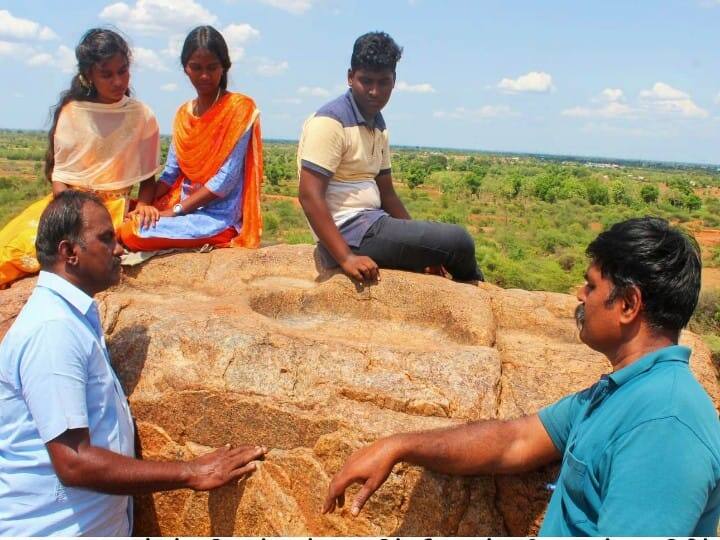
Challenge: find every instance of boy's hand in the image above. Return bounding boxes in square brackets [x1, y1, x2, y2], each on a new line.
[340, 254, 380, 282]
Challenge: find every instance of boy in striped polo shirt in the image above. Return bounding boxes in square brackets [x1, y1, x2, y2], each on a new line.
[298, 32, 483, 283]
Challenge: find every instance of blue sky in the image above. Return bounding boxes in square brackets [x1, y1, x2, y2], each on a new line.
[1, 0, 719, 164]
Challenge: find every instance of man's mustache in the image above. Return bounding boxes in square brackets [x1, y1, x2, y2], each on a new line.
[575, 304, 585, 330]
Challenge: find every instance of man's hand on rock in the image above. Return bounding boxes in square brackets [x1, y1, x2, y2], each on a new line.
[340, 254, 380, 283]
[323, 437, 400, 516]
[186, 444, 268, 491]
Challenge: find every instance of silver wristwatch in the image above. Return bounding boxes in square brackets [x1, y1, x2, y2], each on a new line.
[172, 203, 183, 215]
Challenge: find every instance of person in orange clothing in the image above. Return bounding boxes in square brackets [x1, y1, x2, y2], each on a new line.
[118, 26, 263, 251]
[0, 28, 161, 288]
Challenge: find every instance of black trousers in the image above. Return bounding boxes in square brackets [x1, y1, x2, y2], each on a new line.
[352, 216, 483, 281]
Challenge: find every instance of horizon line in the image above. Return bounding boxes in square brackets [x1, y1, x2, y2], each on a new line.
[1, 128, 718, 170]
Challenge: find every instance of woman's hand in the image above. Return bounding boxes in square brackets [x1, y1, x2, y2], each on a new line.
[128, 202, 160, 229]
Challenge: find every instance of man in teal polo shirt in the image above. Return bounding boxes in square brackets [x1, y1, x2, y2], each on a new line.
[323, 216, 720, 536]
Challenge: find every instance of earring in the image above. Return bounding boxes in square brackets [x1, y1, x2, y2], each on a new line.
[78, 74, 94, 96]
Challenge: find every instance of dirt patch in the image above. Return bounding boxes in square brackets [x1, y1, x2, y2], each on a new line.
[0, 158, 38, 180]
[262, 194, 301, 207]
[703, 268, 720, 291]
[695, 229, 720, 249]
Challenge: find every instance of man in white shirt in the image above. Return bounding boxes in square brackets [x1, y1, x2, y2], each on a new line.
[0, 190, 267, 536]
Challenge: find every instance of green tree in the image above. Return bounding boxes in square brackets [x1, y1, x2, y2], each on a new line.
[684, 193, 702, 211]
[586, 181, 609, 205]
[426, 154, 448, 172]
[610, 180, 633, 205]
[640, 184, 659, 203]
[405, 162, 428, 189]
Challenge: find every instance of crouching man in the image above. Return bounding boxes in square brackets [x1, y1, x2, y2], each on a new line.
[324, 216, 720, 536]
[0, 191, 267, 536]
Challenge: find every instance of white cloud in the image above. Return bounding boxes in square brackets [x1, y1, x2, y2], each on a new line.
[260, 0, 314, 14]
[0, 40, 76, 74]
[434, 105, 517, 120]
[99, 0, 217, 33]
[221, 23, 260, 64]
[0, 40, 25, 56]
[498, 71, 554, 94]
[229, 47, 245, 62]
[562, 101, 636, 119]
[395, 81, 436, 94]
[256, 59, 289, 76]
[27, 52, 54, 66]
[161, 82, 178, 91]
[298, 85, 330, 97]
[134, 47, 168, 71]
[597, 88, 624, 102]
[222, 23, 260, 44]
[0, 10, 57, 41]
[639, 81, 689, 101]
[638, 82, 708, 118]
[56, 45, 76, 73]
[162, 34, 184, 59]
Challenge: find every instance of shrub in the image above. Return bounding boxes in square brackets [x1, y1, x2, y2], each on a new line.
[640, 184, 659, 203]
[586, 181, 610, 205]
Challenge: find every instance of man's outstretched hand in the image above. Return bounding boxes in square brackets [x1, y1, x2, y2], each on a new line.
[323, 438, 400, 516]
[187, 444, 268, 491]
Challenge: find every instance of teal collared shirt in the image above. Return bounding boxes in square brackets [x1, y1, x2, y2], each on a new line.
[538, 345, 720, 536]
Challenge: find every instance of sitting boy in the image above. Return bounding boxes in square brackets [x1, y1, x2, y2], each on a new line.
[298, 31, 483, 283]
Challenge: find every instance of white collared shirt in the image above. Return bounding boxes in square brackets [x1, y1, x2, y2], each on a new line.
[0, 271, 135, 536]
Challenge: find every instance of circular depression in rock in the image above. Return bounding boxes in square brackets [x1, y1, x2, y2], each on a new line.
[248, 286, 466, 349]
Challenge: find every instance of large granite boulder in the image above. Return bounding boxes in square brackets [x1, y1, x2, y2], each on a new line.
[2, 244, 718, 535]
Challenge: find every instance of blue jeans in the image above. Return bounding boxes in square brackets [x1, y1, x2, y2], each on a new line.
[351, 216, 483, 281]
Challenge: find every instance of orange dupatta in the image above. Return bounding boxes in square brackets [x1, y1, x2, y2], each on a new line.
[170, 92, 263, 248]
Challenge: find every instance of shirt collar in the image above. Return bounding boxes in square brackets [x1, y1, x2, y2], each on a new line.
[346, 89, 386, 130]
[608, 344, 690, 387]
[37, 270, 95, 316]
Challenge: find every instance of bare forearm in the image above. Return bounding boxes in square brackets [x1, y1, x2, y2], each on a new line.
[390, 416, 558, 476]
[382, 193, 411, 220]
[155, 180, 171, 199]
[299, 191, 352, 264]
[179, 186, 218, 214]
[376, 174, 411, 219]
[136, 177, 156, 205]
[59, 445, 192, 494]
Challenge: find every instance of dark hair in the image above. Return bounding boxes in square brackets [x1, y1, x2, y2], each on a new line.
[35, 190, 104, 268]
[45, 28, 132, 182]
[586, 216, 701, 335]
[181, 26, 231, 91]
[350, 32, 403, 72]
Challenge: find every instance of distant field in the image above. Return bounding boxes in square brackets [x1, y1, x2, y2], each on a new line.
[2, 129, 720, 358]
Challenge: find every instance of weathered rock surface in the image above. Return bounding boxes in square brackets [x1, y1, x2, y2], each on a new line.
[1, 244, 718, 536]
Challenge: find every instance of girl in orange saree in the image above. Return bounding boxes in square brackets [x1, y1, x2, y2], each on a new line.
[0, 29, 161, 288]
[118, 26, 263, 251]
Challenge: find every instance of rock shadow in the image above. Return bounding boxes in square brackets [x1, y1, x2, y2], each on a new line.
[132, 419, 160, 535]
[390, 470, 504, 536]
[107, 323, 151, 397]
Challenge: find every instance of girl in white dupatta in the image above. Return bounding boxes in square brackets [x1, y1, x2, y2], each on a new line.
[0, 28, 162, 288]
